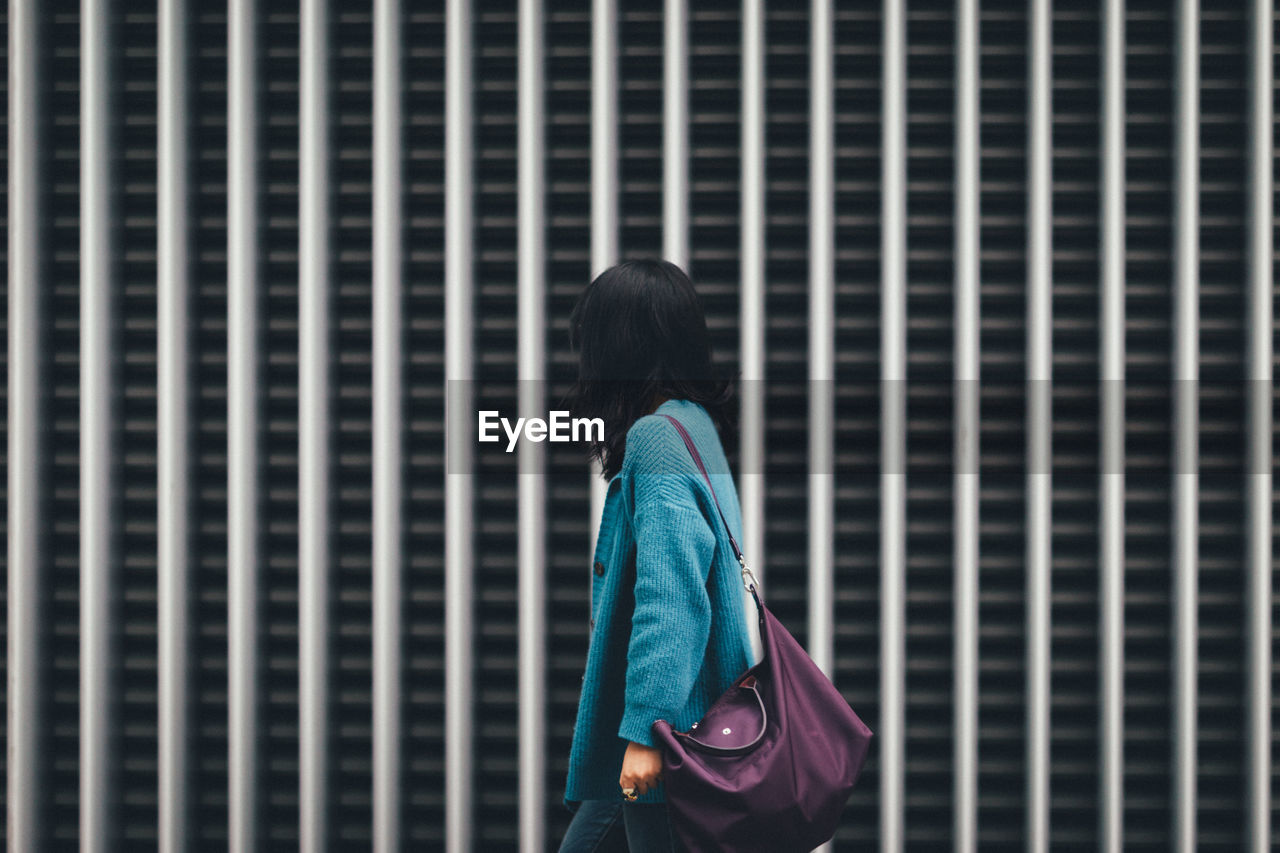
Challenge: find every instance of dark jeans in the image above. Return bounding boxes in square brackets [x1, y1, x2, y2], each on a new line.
[558, 799, 685, 853]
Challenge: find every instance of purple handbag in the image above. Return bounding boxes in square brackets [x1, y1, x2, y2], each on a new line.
[649, 414, 873, 853]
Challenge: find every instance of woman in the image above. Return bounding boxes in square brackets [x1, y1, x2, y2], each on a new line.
[557, 260, 758, 852]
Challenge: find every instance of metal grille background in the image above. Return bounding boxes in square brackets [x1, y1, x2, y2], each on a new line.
[3, 1, 1277, 852]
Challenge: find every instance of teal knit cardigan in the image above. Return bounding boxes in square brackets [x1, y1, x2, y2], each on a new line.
[562, 399, 758, 810]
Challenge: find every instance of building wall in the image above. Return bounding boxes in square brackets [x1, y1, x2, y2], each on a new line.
[4, 0, 1276, 851]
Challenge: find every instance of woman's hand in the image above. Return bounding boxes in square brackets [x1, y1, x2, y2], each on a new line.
[619, 741, 664, 796]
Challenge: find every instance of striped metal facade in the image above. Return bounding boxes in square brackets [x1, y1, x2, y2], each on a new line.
[2, 1, 1277, 851]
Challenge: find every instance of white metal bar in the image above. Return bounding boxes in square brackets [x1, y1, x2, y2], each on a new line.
[8, 0, 43, 847]
[81, 0, 116, 847]
[1098, 1, 1125, 850]
[299, 0, 331, 848]
[158, 0, 191, 849]
[445, 0, 476, 846]
[953, 0, 980, 848]
[1172, 2, 1198, 850]
[372, 0, 404, 849]
[879, 0, 906, 848]
[227, 0, 260, 848]
[1246, 0, 1273, 849]
[588, 0, 617, 568]
[518, 0, 547, 847]
[1025, 1, 1052, 850]
[663, 0, 688, 268]
[592, 0, 617, 279]
[808, 0, 834, 688]
[806, 2, 836, 837]
[739, 0, 765, 662]
[807, 27, 834, 853]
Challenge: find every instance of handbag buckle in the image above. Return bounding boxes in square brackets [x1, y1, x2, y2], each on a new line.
[738, 556, 759, 592]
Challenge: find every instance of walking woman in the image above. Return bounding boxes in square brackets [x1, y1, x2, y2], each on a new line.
[557, 260, 758, 852]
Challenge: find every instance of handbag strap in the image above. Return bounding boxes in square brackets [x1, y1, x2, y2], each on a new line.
[658, 413, 760, 595]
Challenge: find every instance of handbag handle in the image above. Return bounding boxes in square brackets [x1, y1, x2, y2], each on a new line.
[658, 414, 760, 595]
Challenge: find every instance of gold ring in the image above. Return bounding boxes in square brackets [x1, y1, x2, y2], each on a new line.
[622, 787, 637, 801]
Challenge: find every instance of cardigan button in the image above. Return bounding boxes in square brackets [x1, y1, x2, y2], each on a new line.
[589, 618, 595, 630]
[593, 560, 605, 577]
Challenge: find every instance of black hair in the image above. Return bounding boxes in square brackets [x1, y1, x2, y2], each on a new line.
[563, 259, 736, 480]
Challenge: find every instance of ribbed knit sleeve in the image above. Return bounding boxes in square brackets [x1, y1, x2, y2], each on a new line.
[616, 416, 716, 747]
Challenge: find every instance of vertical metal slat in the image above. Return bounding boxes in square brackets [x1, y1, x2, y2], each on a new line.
[227, 0, 261, 848]
[591, 0, 617, 281]
[517, 0, 547, 847]
[7, 0, 44, 847]
[806, 8, 835, 847]
[1172, 2, 1198, 850]
[372, 0, 404, 848]
[953, 0, 980, 848]
[1245, 0, 1273, 849]
[1098, 2, 1125, 850]
[807, 24, 834, 852]
[299, 0, 331, 847]
[807, 0, 834, 684]
[589, 0, 618, 561]
[81, 0, 117, 847]
[444, 0, 476, 846]
[739, 0, 765, 662]
[1025, 1, 1052, 850]
[663, 0, 688, 269]
[879, 0, 906, 848]
[158, 0, 191, 848]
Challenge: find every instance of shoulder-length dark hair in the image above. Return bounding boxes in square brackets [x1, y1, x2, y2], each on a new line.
[564, 259, 735, 480]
